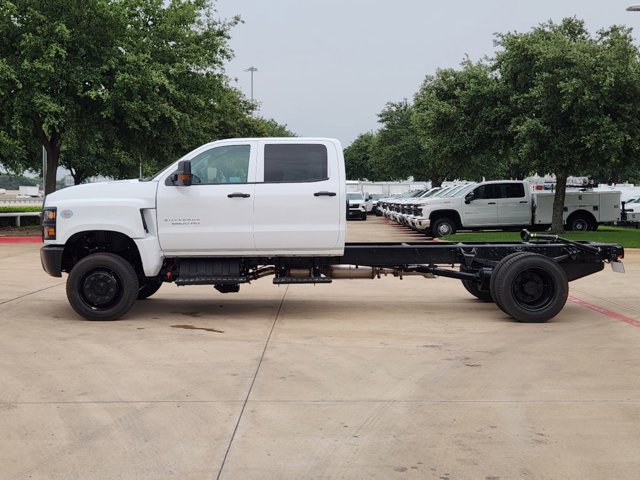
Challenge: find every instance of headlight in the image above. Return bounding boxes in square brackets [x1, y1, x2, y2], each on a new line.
[42, 207, 57, 240]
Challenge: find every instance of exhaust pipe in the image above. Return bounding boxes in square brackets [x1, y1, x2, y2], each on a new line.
[328, 265, 435, 279]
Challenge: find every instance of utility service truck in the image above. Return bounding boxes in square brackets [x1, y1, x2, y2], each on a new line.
[380, 180, 620, 237]
[40, 138, 624, 323]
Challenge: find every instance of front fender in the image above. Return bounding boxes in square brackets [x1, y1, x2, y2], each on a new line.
[51, 200, 150, 244]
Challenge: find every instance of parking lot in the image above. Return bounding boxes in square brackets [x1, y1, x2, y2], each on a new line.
[1, 217, 639, 480]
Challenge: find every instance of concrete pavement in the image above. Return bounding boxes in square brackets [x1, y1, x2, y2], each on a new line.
[1, 217, 639, 479]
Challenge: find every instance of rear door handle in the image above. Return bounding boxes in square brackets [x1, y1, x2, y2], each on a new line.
[488, 202, 496, 205]
[519, 201, 529, 204]
[314, 191, 336, 197]
[227, 192, 251, 198]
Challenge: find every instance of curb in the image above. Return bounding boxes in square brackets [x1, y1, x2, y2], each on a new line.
[0, 236, 42, 244]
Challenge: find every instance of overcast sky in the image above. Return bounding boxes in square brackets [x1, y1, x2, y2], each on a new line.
[216, 0, 640, 147]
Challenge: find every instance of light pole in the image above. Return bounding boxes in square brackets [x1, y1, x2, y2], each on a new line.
[244, 66, 258, 101]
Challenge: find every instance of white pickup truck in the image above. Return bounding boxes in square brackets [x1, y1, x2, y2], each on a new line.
[40, 138, 624, 323]
[403, 180, 620, 237]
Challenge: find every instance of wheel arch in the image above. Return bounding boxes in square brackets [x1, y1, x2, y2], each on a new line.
[565, 210, 597, 230]
[62, 230, 144, 276]
[429, 210, 462, 227]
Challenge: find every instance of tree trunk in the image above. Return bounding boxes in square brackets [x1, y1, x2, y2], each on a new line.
[45, 146, 58, 195]
[550, 175, 567, 234]
[431, 175, 444, 188]
[32, 120, 61, 196]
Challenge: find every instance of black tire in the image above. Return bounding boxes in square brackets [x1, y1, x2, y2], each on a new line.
[66, 253, 138, 321]
[431, 217, 456, 237]
[361, 213, 367, 221]
[461, 278, 493, 302]
[489, 252, 537, 313]
[492, 253, 568, 323]
[566, 213, 592, 232]
[489, 252, 535, 313]
[138, 276, 163, 300]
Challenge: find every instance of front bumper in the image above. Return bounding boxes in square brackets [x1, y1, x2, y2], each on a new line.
[40, 245, 65, 277]
[414, 217, 431, 231]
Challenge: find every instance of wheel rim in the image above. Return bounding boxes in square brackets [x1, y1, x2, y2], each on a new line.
[437, 223, 452, 236]
[81, 269, 122, 309]
[572, 218, 588, 231]
[511, 268, 554, 311]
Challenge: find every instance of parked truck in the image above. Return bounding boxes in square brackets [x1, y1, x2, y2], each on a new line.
[399, 180, 620, 237]
[40, 138, 624, 323]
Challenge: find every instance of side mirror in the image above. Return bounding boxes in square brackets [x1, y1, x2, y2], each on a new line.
[464, 192, 475, 204]
[167, 160, 192, 186]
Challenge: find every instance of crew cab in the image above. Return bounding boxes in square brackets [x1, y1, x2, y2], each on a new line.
[40, 138, 624, 324]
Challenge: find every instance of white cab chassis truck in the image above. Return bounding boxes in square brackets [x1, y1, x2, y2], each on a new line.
[40, 138, 624, 323]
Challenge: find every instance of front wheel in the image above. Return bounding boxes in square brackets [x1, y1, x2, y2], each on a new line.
[66, 253, 138, 321]
[431, 217, 456, 237]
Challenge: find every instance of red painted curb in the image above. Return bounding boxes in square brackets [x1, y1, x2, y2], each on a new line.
[0, 237, 42, 244]
[568, 296, 640, 329]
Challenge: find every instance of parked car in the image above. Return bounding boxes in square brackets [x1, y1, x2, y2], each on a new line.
[366, 193, 385, 216]
[346, 192, 367, 220]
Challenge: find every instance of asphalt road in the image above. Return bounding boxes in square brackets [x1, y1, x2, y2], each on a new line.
[1, 217, 639, 480]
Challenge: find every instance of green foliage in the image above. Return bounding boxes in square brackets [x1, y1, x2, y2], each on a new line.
[0, 175, 39, 189]
[369, 101, 429, 182]
[0, 206, 42, 213]
[0, 0, 290, 190]
[413, 61, 515, 184]
[446, 226, 640, 249]
[344, 132, 377, 180]
[349, 17, 640, 233]
[494, 18, 640, 232]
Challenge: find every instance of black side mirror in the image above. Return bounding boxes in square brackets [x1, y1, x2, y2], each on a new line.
[464, 192, 475, 204]
[166, 160, 192, 186]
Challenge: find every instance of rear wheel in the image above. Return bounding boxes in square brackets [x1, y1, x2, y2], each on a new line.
[66, 253, 138, 321]
[490, 252, 536, 313]
[566, 213, 592, 232]
[492, 253, 568, 323]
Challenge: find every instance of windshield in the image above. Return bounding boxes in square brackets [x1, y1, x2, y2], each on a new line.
[347, 192, 364, 200]
[451, 184, 477, 197]
[432, 187, 455, 197]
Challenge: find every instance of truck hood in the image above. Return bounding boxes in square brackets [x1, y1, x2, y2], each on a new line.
[418, 198, 457, 207]
[44, 179, 158, 208]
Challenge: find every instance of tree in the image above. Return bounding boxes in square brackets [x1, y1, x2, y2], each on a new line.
[344, 132, 377, 180]
[413, 61, 514, 184]
[0, 0, 258, 193]
[494, 18, 640, 232]
[369, 101, 430, 182]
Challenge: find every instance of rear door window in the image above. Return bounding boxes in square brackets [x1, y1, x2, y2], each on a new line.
[264, 144, 328, 183]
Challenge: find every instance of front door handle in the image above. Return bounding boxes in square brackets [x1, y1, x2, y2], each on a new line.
[487, 202, 496, 205]
[314, 191, 336, 197]
[227, 192, 251, 198]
